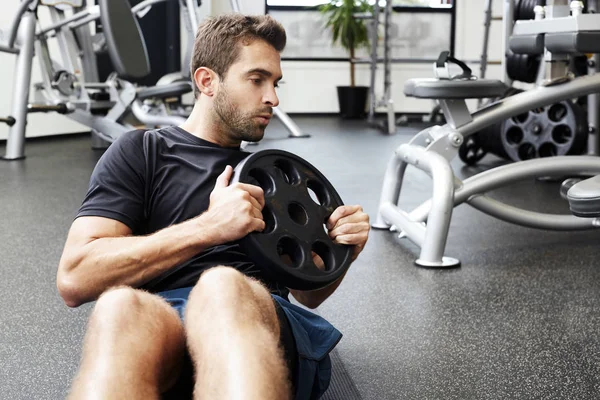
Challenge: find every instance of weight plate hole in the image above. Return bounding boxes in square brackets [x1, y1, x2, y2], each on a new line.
[506, 127, 524, 146]
[307, 180, 329, 206]
[248, 168, 275, 195]
[312, 241, 334, 272]
[274, 159, 300, 185]
[288, 202, 308, 226]
[539, 143, 557, 158]
[262, 205, 276, 234]
[552, 124, 572, 144]
[277, 237, 302, 269]
[548, 103, 568, 122]
[518, 143, 536, 160]
[511, 113, 529, 124]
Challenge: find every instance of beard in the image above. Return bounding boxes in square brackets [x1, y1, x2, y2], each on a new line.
[213, 85, 271, 143]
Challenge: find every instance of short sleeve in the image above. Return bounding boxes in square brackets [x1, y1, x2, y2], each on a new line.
[76, 130, 147, 231]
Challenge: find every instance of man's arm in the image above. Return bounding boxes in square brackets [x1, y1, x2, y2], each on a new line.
[289, 205, 370, 309]
[57, 166, 265, 307]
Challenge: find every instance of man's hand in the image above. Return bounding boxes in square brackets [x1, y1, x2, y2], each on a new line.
[201, 166, 266, 244]
[327, 205, 370, 261]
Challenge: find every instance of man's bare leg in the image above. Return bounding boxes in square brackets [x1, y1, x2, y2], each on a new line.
[185, 266, 292, 400]
[68, 287, 186, 400]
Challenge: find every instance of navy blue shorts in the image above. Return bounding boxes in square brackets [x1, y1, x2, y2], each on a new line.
[157, 286, 342, 400]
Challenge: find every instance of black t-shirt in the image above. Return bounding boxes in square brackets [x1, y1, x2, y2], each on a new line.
[77, 126, 290, 298]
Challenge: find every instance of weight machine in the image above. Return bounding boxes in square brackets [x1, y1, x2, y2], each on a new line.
[0, 0, 199, 160]
[373, 0, 600, 268]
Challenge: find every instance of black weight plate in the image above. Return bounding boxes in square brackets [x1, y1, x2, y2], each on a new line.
[231, 149, 354, 291]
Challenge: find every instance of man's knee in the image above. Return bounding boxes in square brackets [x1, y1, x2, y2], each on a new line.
[91, 286, 181, 333]
[192, 266, 270, 303]
[187, 266, 278, 330]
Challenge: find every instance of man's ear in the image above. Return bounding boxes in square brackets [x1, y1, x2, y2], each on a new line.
[193, 67, 218, 97]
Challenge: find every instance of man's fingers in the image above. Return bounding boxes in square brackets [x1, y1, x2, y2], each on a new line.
[329, 221, 370, 240]
[214, 165, 233, 188]
[331, 233, 367, 246]
[327, 205, 363, 230]
[251, 217, 266, 232]
[236, 183, 265, 208]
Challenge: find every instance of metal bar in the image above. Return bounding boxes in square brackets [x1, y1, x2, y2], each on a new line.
[3, 10, 36, 160]
[131, 0, 168, 14]
[396, 145, 456, 266]
[273, 107, 309, 138]
[468, 196, 599, 230]
[367, 1, 380, 123]
[37, 7, 95, 37]
[481, 0, 493, 79]
[0, 43, 19, 54]
[8, 0, 36, 49]
[353, 57, 438, 64]
[461, 73, 600, 137]
[131, 101, 187, 127]
[185, 0, 199, 30]
[587, 0, 600, 154]
[512, 14, 600, 35]
[48, 7, 80, 76]
[231, 0, 243, 12]
[502, 0, 515, 86]
[409, 156, 600, 223]
[373, 152, 408, 229]
[380, 203, 426, 246]
[72, 20, 100, 82]
[68, 13, 99, 31]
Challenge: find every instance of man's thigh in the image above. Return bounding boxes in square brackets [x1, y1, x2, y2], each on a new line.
[157, 283, 299, 397]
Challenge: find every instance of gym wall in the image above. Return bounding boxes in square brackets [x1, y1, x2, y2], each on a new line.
[0, 0, 504, 141]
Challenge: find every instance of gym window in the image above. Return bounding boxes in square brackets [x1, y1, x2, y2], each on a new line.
[266, 0, 454, 61]
[266, 1, 453, 8]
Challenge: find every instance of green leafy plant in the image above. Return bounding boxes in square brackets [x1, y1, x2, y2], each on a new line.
[318, 0, 373, 87]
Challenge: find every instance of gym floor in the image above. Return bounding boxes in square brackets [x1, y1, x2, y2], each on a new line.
[1, 116, 600, 399]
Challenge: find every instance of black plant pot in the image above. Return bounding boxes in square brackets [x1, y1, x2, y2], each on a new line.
[336, 86, 369, 119]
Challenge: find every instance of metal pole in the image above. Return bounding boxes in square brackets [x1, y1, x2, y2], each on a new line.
[383, 0, 395, 134]
[367, 2, 380, 124]
[502, 0, 515, 86]
[587, 0, 600, 155]
[3, 10, 36, 160]
[481, 0, 493, 79]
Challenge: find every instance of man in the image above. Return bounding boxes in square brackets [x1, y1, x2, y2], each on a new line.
[57, 13, 370, 400]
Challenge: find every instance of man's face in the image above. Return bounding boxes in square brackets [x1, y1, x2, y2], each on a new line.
[213, 40, 283, 143]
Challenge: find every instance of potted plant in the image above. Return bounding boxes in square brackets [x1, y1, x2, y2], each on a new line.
[319, 0, 373, 119]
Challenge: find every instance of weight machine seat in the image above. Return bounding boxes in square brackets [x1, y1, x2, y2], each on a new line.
[137, 82, 193, 100]
[404, 78, 508, 100]
[98, 0, 150, 79]
[567, 175, 600, 218]
[545, 31, 600, 54]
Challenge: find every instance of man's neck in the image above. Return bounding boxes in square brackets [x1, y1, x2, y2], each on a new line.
[180, 103, 241, 148]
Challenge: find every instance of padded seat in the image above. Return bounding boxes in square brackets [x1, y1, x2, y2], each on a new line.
[137, 82, 193, 100]
[545, 31, 600, 54]
[567, 175, 600, 217]
[404, 78, 508, 99]
[98, 0, 150, 79]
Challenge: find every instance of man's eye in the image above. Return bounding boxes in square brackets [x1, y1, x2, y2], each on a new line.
[252, 79, 262, 84]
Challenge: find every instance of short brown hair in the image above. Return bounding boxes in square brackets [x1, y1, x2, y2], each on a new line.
[190, 14, 287, 98]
